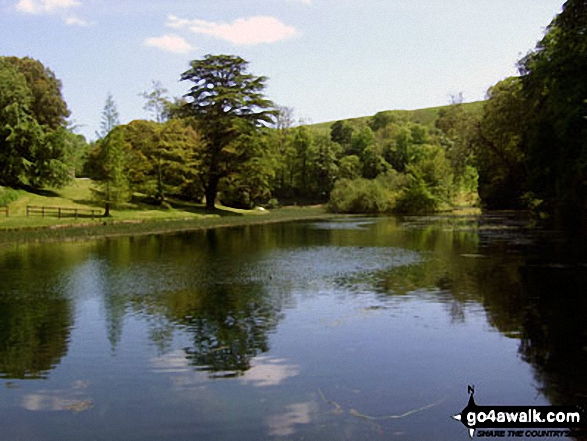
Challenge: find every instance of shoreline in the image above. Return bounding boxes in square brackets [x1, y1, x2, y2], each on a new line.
[0, 206, 338, 246]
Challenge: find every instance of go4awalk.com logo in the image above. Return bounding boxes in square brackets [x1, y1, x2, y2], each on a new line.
[452, 386, 587, 438]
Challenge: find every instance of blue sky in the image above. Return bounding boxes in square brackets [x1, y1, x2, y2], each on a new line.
[1, 0, 565, 140]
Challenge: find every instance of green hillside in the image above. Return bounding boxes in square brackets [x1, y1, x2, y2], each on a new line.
[308, 101, 484, 135]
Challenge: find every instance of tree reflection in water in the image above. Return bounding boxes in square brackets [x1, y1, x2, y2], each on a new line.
[364, 217, 587, 408]
[0, 248, 74, 379]
[165, 283, 281, 377]
[0, 214, 585, 412]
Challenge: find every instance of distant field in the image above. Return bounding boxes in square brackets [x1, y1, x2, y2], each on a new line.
[307, 101, 484, 135]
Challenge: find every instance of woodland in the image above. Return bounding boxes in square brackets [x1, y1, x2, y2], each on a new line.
[1, 0, 585, 228]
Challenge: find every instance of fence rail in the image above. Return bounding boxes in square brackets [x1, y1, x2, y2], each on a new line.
[26, 205, 101, 219]
[0, 206, 8, 217]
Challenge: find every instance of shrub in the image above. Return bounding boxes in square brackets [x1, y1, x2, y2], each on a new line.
[0, 187, 19, 206]
[395, 178, 438, 213]
[328, 178, 395, 213]
[265, 198, 280, 209]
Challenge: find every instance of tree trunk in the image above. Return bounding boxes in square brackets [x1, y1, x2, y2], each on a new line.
[104, 202, 111, 217]
[205, 177, 219, 210]
[157, 159, 164, 204]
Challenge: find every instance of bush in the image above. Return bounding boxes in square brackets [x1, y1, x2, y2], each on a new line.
[265, 198, 280, 209]
[328, 178, 396, 213]
[394, 178, 439, 213]
[328, 163, 456, 215]
[0, 187, 19, 206]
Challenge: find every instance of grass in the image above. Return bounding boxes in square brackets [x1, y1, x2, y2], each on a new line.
[0, 179, 335, 245]
[307, 101, 484, 135]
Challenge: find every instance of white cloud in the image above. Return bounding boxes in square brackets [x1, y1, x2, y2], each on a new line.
[239, 356, 299, 387]
[152, 350, 193, 374]
[268, 402, 315, 437]
[21, 380, 92, 413]
[16, 0, 80, 14]
[65, 15, 92, 26]
[167, 15, 298, 46]
[144, 34, 194, 54]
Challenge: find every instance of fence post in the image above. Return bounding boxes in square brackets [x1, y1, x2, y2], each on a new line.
[75, 209, 78, 219]
[58, 208, 61, 219]
[26, 206, 29, 217]
[42, 206, 45, 218]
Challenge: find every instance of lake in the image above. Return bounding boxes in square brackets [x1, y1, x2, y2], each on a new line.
[0, 214, 586, 440]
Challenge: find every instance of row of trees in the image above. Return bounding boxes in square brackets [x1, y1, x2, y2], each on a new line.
[325, 0, 586, 223]
[0, 53, 478, 216]
[86, 55, 278, 212]
[471, 0, 586, 227]
[1, 0, 585, 226]
[324, 107, 479, 213]
[88, 92, 478, 214]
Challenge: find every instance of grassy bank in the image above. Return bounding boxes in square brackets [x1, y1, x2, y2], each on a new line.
[0, 179, 335, 245]
[307, 101, 484, 135]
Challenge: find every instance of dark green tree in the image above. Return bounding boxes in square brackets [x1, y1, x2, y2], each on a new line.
[518, 0, 587, 225]
[90, 129, 129, 216]
[292, 125, 315, 195]
[436, 99, 480, 187]
[312, 134, 340, 198]
[330, 120, 354, 152]
[219, 131, 276, 208]
[409, 123, 430, 145]
[350, 126, 376, 157]
[2, 56, 70, 129]
[62, 131, 90, 178]
[338, 155, 361, 180]
[473, 77, 529, 208]
[90, 94, 128, 216]
[369, 111, 395, 132]
[179, 55, 276, 209]
[0, 58, 72, 188]
[361, 144, 390, 179]
[121, 119, 202, 204]
[388, 126, 413, 172]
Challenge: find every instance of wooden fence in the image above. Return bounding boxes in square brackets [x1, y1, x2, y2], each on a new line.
[0, 206, 8, 217]
[26, 205, 101, 219]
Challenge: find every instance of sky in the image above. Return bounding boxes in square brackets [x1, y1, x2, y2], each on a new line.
[1, 0, 565, 140]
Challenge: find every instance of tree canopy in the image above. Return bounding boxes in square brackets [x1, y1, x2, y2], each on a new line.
[0, 57, 72, 188]
[2, 56, 70, 130]
[179, 54, 277, 208]
[518, 0, 587, 224]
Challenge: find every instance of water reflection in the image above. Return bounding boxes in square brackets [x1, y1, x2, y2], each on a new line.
[268, 401, 315, 437]
[21, 380, 92, 412]
[0, 293, 71, 379]
[518, 258, 587, 407]
[0, 215, 586, 440]
[240, 356, 299, 387]
[0, 247, 75, 379]
[168, 283, 281, 377]
[354, 215, 587, 408]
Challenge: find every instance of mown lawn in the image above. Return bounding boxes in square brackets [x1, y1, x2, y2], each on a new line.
[0, 179, 333, 244]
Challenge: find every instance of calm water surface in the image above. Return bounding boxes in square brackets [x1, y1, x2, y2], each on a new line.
[0, 214, 586, 440]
